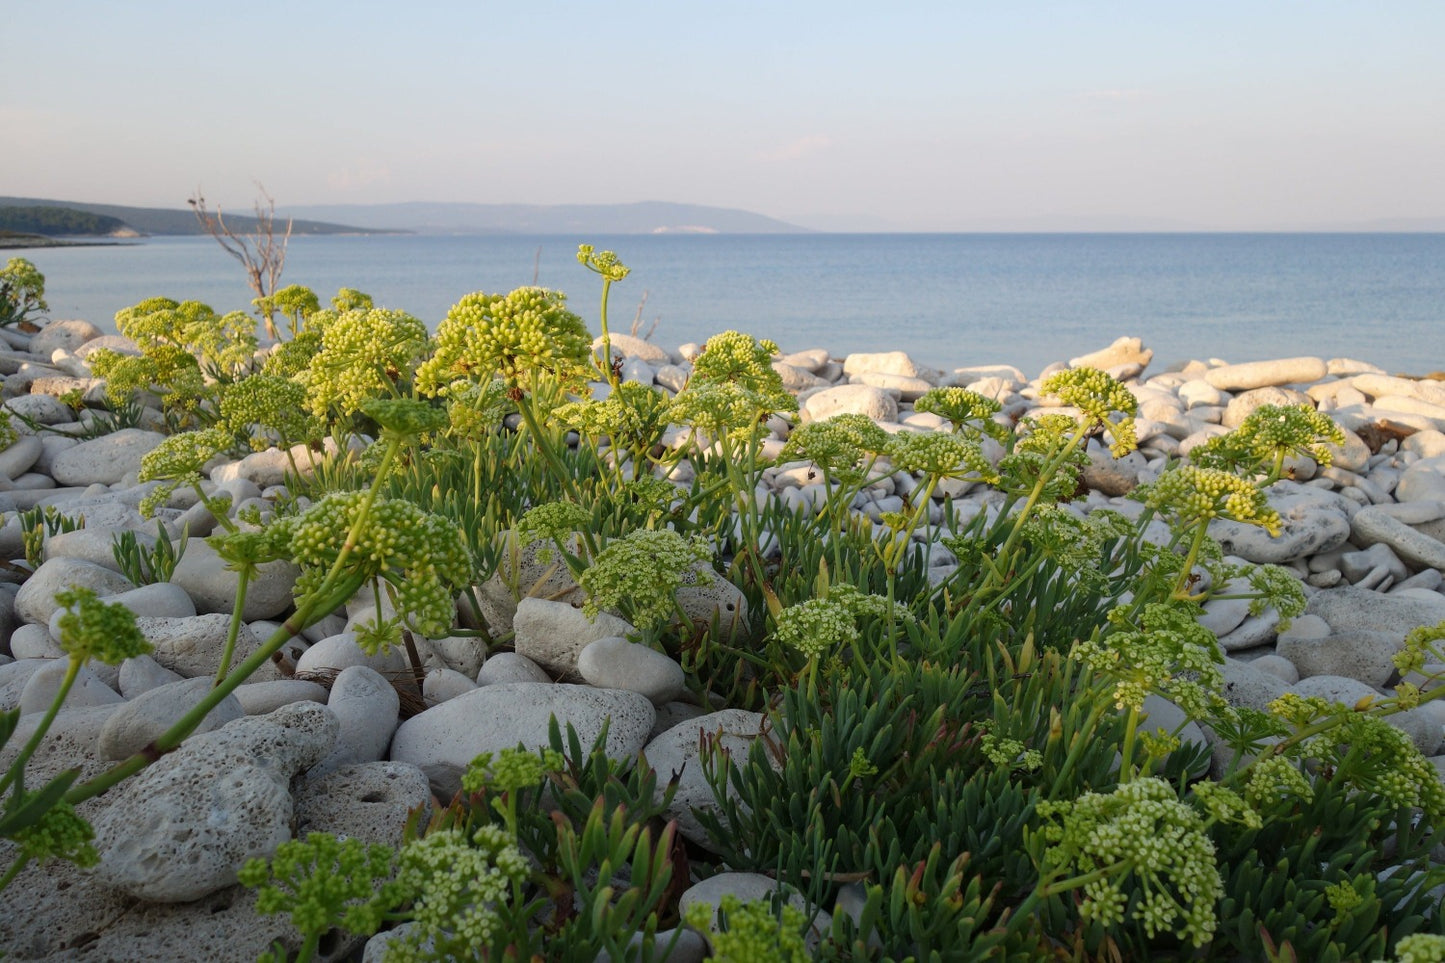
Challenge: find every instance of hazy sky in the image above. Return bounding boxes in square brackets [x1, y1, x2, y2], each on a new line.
[6, 1, 1443, 230]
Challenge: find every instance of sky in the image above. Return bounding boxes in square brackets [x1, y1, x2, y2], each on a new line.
[5, 1, 1444, 231]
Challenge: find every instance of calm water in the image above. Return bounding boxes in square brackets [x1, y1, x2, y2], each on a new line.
[24, 233, 1445, 377]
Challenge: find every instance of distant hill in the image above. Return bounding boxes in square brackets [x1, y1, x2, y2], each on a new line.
[279, 201, 809, 235]
[0, 206, 138, 237]
[0, 197, 388, 237]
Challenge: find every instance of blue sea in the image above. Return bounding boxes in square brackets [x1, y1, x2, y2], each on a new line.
[24, 232, 1445, 377]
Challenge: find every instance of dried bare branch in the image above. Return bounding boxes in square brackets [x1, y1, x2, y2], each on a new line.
[187, 184, 293, 340]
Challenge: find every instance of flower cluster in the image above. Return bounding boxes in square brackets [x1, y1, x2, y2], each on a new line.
[1037, 776, 1223, 947]
[576, 244, 631, 282]
[1242, 753, 1315, 810]
[553, 380, 673, 454]
[113, 296, 258, 375]
[1298, 711, 1445, 818]
[773, 583, 910, 660]
[461, 747, 565, 795]
[0, 256, 47, 324]
[414, 287, 592, 393]
[136, 426, 235, 517]
[438, 377, 512, 441]
[979, 732, 1043, 772]
[53, 587, 151, 664]
[251, 283, 321, 338]
[998, 413, 1092, 502]
[515, 501, 592, 549]
[238, 832, 399, 942]
[385, 824, 529, 961]
[89, 340, 207, 416]
[671, 331, 796, 436]
[683, 894, 812, 963]
[1190, 404, 1346, 477]
[579, 528, 713, 631]
[278, 491, 471, 641]
[913, 386, 1009, 441]
[1015, 506, 1134, 591]
[218, 374, 316, 449]
[1077, 602, 1225, 717]
[1138, 464, 1283, 537]
[778, 413, 890, 482]
[300, 308, 429, 417]
[0, 408, 16, 452]
[9, 801, 97, 869]
[885, 430, 999, 483]
[1040, 367, 1139, 457]
[1378, 934, 1445, 963]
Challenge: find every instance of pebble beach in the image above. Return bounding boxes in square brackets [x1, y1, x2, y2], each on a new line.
[1, 318, 1444, 961]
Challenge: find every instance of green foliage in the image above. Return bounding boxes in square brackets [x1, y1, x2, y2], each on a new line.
[17, 504, 84, 568]
[10, 249, 1443, 963]
[0, 257, 47, 327]
[0, 206, 129, 237]
[112, 522, 188, 585]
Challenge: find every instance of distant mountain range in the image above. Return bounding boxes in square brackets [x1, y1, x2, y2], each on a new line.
[279, 201, 808, 235]
[0, 197, 806, 237]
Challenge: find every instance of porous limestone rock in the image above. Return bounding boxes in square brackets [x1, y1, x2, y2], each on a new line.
[577, 636, 686, 705]
[309, 665, 401, 778]
[92, 701, 339, 902]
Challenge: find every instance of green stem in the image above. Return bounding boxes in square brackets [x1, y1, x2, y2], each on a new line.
[1171, 521, 1211, 600]
[515, 396, 582, 504]
[213, 566, 253, 685]
[1119, 705, 1141, 783]
[598, 278, 618, 391]
[1049, 699, 1111, 798]
[0, 657, 81, 798]
[0, 853, 29, 893]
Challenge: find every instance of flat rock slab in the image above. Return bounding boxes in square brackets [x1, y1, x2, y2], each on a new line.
[48, 428, 166, 486]
[390, 682, 655, 801]
[1352, 506, 1445, 572]
[1203, 357, 1327, 391]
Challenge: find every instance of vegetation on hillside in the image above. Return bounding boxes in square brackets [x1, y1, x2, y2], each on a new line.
[0, 205, 133, 237]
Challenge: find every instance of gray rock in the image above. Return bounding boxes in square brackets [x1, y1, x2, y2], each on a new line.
[295, 761, 432, 847]
[475, 651, 551, 685]
[1217, 610, 1281, 652]
[422, 667, 478, 705]
[1250, 653, 1301, 685]
[47, 583, 197, 644]
[596, 333, 672, 365]
[0, 434, 43, 479]
[801, 384, 899, 423]
[1221, 386, 1313, 429]
[310, 665, 401, 778]
[48, 428, 166, 486]
[29, 318, 103, 356]
[9, 621, 63, 659]
[43, 526, 140, 573]
[15, 556, 136, 625]
[0, 658, 46, 711]
[92, 701, 339, 902]
[1197, 580, 1253, 637]
[512, 597, 635, 678]
[850, 371, 933, 400]
[18, 658, 124, 715]
[673, 561, 748, 636]
[232, 679, 330, 715]
[1203, 357, 1328, 391]
[1276, 629, 1402, 687]
[170, 538, 300, 621]
[140, 613, 282, 682]
[1352, 504, 1445, 573]
[293, 631, 409, 680]
[117, 653, 186, 697]
[577, 636, 686, 705]
[390, 682, 655, 800]
[1221, 657, 1290, 711]
[1307, 585, 1445, 640]
[98, 675, 244, 759]
[1208, 488, 1351, 564]
[425, 633, 487, 678]
[641, 709, 771, 848]
[3, 392, 75, 426]
[841, 350, 933, 380]
[1070, 336, 1153, 373]
[1339, 540, 1412, 583]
